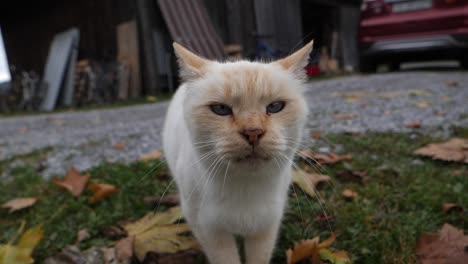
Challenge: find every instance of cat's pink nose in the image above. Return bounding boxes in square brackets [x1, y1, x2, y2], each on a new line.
[241, 128, 265, 146]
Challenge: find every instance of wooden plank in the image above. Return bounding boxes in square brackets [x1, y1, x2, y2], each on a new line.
[117, 20, 141, 98]
[136, 0, 160, 95]
[339, 6, 360, 71]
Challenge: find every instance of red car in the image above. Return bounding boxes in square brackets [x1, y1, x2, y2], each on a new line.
[359, 0, 468, 72]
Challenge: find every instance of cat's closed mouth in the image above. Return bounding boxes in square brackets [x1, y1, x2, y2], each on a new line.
[235, 152, 270, 162]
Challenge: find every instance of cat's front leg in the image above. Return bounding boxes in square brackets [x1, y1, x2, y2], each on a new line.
[244, 224, 279, 264]
[192, 226, 241, 264]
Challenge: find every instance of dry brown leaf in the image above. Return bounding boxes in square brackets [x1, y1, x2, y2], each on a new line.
[143, 194, 180, 206]
[334, 113, 357, 120]
[286, 232, 350, 264]
[414, 138, 468, 164]
[52, 119, 65, 126]
[115, 236, 134, 262]
[310, 131, 322, 139]
[332, 91, 369, 102]
[404, 121, 422, 128]
[286, 237, 320, 264]
[18, 127, 29, 134]
[416, 223, 468, 264]
[53, 167, 90, 197]
[139, 150, 163, 161]
[446, 80, 459, 87]
[76, 229, 90, 244]
[416, 100, 431, 108]
[441, 203, 463, 213]
[342, 189, 358, 200]
[335, 170, 367, 183]
[113, 143, 126, 150]
[301, 150, 353, 165]
[1, 197, 38, 213]
[292, 170, 331, 197]
[88, 182, 120, 203]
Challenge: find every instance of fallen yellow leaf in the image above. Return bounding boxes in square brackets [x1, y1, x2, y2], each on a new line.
[0, 223, 44, 264]
[124, 207, 198, 261]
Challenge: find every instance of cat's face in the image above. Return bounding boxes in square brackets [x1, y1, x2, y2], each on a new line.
[175, 42, 312, 164]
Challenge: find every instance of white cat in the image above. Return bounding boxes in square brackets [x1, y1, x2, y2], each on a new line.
[162, 41, 312, 264]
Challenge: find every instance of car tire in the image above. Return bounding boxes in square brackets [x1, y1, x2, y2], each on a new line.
[359, 58, 377, 73]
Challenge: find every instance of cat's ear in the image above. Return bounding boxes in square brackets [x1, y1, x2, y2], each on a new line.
[274, 40, 314, 79]
[173, 42, 211, 81]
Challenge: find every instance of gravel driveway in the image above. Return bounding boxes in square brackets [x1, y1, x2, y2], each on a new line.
[1, 72, 467, 177]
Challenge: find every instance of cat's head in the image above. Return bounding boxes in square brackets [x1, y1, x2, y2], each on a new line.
[175, 42, 312, 165]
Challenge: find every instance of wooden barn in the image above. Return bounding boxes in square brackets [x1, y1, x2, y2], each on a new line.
[0, 0, 361, 109]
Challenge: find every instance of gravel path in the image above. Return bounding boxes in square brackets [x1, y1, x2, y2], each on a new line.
[0, 72, 467, 177]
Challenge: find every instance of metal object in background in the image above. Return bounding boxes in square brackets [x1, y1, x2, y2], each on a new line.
[40, 28, 80, 111]
[0, 27, 11, 112]
[157, 0, 225, 60]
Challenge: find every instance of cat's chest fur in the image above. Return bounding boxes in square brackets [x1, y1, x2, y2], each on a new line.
[193, 162, 291, 235]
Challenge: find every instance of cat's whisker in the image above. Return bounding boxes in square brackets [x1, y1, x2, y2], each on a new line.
[130, 158, 165, 189]
[277, 152, 333, 234]
[152, 177, 176, 212]
[200, 156, 225, 207]
[188, 149, 217, 168]
[221, 161, 231, 198]
[186, 155, 221, 202]
[282, 139, 332, 177]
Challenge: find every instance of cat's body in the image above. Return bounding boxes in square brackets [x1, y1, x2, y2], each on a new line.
[162, 42, 313, 264]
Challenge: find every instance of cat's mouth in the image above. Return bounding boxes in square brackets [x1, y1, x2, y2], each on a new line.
[234, 152, 271, 162]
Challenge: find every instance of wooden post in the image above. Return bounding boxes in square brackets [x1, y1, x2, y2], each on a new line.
[136, 0, 160, 95]
[339, 5, 360, 72]
[117, 20, 141, 99]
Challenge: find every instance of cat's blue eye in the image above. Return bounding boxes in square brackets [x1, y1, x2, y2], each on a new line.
[210, 104, 233, 116]
[266, 101, 285, 114]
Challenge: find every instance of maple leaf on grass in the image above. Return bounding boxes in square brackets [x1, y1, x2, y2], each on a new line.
[0, 222, 44, 264]
[52, 167, 90, 197]
[286, 232, 351, 264]
[1, 197, 38, 213]
[414, 138, 468, 164]
[88, 182, 120, 203]
[416, 223, 468, 264]
[291, 169, 331, 197]
[124, 206, 199, 261]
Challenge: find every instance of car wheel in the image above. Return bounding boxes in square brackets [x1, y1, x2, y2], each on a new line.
[359, 58, 377, 73]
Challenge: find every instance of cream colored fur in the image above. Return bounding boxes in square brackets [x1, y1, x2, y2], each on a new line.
[162, 41, 313, 264]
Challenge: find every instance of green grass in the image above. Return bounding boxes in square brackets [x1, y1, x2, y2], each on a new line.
[0, 130, 467, 263]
